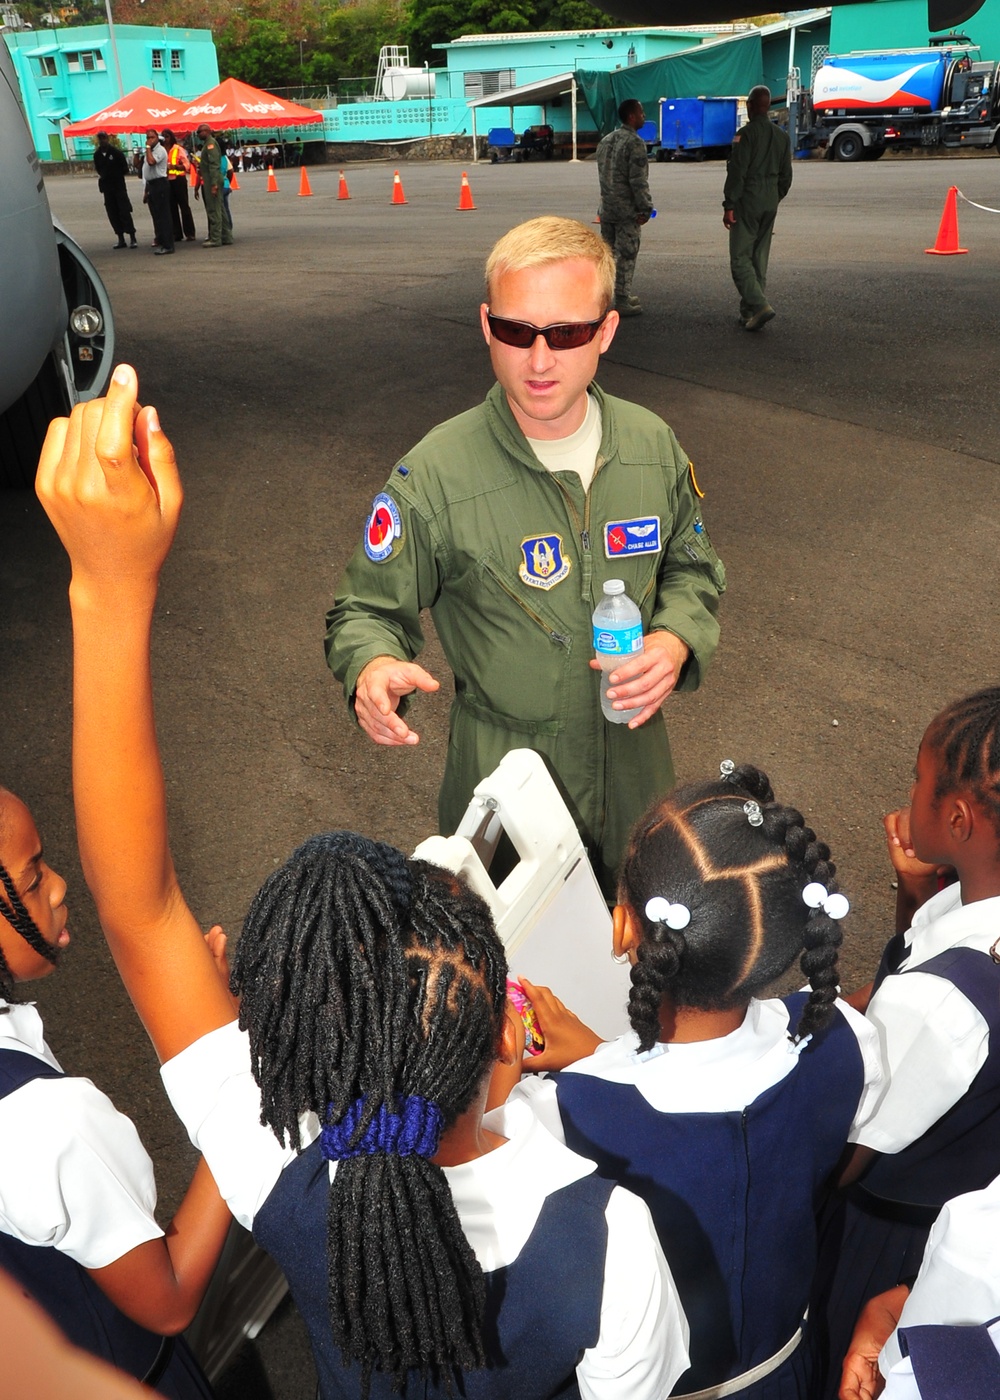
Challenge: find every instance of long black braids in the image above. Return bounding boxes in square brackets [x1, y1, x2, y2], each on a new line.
[231, 831, 508, 1392]
[618, 763, 846, 1050]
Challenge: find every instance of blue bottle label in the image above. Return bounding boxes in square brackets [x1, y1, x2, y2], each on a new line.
[593, 623, 643, 655]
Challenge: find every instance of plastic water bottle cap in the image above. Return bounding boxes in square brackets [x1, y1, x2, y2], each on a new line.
[603, 579, 625, 595]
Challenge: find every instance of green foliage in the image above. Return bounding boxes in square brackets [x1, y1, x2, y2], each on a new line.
[406, 0, 611, 65]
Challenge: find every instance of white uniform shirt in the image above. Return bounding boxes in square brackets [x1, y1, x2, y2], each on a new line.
[854, 887, 1000, 1154]
[511, 995, 884, 1137]
[161, 1020, 690, 1400]
[879, 1170, 1000, 1378]
[0, 1000, 163, 1268]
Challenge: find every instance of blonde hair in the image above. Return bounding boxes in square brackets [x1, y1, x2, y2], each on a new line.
[485, 216, 616, 311]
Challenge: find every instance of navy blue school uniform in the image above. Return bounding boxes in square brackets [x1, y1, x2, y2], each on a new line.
[816, 889, 1000, 1398]
[515, 993, 881, 1399]
[161, 1020, 690, 1400]
[0, 1041, 211, 1399]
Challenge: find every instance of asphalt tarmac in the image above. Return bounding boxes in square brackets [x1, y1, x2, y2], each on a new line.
[3, 151, 1000, 1395]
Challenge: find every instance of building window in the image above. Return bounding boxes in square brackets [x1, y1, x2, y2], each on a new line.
[170, 48, 183, 70]
[464, 69, 516, 100]
[65, 50, 106, 73]
[36, 56, 57, 76]
[151, 48, 164, 70]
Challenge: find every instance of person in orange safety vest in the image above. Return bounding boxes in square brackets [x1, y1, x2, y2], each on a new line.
[161, 128, 196, 243]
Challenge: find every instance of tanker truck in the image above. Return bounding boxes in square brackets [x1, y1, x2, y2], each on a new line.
[0, 34, 115, 487]
[811, 45, 1000, 161]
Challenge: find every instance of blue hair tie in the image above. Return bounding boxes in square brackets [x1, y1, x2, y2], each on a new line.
[321, 1095, 444, 1161]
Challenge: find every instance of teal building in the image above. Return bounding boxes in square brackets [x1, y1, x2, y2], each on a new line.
[3, 23, 218, 159]
[829, 0, 1000, 55]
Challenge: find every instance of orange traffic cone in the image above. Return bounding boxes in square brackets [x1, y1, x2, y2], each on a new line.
[391, 169, 407, 205]
[338, 170, 351, 200]
[457, 170, 475, 211]
[925, 186, 968, 255]
[266, 165, 279, 193]
[228, 170, 240, 191]
[298, 165, 313, 197]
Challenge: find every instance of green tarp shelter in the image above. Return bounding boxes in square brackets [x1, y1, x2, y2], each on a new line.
[577, 31, 763, 135]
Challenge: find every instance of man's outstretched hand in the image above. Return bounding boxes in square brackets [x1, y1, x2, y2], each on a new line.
[354, 656, 440, 745]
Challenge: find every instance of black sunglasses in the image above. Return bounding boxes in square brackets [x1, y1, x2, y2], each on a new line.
[486, 310, 609, 351]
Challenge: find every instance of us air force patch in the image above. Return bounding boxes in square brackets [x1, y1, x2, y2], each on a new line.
[519, 533, 570, 590]
[604, 516, 661, 559]
[364, 493, 403, 562]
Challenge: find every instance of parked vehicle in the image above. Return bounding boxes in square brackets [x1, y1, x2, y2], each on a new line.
[811, 45, 1000, 161]
[0, 36, 114, 487]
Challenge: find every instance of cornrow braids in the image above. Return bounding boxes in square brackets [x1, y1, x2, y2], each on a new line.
[0, 858, 58, 1001]
[618, 764, 845, 1051]
[231, 832, 508, 1393]
[929, 687, 1000, 835]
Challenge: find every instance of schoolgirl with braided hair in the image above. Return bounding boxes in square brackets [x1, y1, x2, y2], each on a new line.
[38, 364, 689, 1400]
[815, 687, 1000, 1400]
[512, 762, 885, 1400]
[0, 784, 228, 1397]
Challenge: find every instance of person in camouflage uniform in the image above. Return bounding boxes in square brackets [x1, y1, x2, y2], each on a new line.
[195, 124, 233, 249]
[596, 100, 653, 318]
[722, 86, 792, 332]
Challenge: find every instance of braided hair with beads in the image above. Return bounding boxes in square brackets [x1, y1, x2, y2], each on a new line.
[618, 764, 845, 1051]
[230, 830, 508, 1393]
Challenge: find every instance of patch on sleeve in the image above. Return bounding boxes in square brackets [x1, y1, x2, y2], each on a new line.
[604, 516, 661, 559]
[396, 463, 410, 478]
[519, 533, 571, 589]
[688, 460, 705, 499]
[363, 492, 403, 563]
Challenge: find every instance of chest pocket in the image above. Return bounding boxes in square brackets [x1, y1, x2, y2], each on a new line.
[454, 553, 576, 732]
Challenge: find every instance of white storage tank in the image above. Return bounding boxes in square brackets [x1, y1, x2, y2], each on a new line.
[381, 67, 436, 101]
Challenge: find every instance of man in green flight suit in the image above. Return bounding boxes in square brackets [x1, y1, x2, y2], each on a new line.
[196, 123, 233, 249]
[325, 216, 725, 896]
[723, 86, 792, 331]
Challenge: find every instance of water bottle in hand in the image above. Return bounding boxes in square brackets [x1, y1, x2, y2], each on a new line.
[593, 580, 643, 725]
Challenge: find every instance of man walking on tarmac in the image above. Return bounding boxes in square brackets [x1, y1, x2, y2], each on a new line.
[325, 216, 725, 897]
[596, 99, 653, 317]
[722, 85, 792, 331]
[196, 123, 233, 249]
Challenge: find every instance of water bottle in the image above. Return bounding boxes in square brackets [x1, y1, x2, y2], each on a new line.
[593, 579, 644, 725]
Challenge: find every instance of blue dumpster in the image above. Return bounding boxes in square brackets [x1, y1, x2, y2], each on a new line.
[657, 97, 739, 159]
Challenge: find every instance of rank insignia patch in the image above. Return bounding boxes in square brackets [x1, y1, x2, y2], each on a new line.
[604, 516, 661, 559]
[364, 493, 403, 563]
[519, 533, 571, 590]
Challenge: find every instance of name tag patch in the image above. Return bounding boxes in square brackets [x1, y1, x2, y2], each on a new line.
[364, 492, 403, 563]
[519, 533, 571, 590]
[604, 516, 661, 559]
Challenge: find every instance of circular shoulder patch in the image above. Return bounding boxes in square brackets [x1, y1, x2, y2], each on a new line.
[364, 492, 403, 563]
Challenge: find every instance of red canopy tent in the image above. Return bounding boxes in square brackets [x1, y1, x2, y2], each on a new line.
[62, 86, 185, 138]
[169, 78, 323, 132]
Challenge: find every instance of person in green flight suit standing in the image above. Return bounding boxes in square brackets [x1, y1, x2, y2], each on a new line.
[325, 216, 726, 898]
[196, 123, 234, 249]
[722, 86, 792, 332]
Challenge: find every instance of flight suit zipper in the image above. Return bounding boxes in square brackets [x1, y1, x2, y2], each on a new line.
[485, 567, 572, 647]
